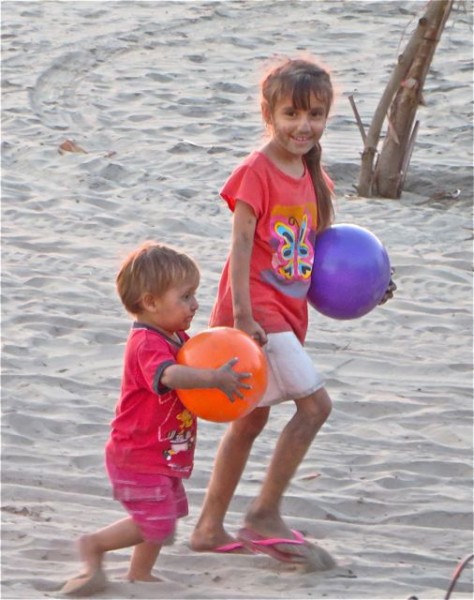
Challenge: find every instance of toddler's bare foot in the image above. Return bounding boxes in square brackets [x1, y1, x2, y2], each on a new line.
[60, 535, 108, 597]
[60, 569, 107, 597]
[77, 533, 103, 573]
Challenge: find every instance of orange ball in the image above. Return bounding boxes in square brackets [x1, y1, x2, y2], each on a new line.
[176, 327, 268, 422]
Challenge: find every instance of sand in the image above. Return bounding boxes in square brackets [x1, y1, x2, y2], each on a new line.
[1, 1, 473, 599]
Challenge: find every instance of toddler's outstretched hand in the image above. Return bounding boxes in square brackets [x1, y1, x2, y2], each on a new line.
[216, 357, 252, 402]
[379, 268, 397, 305]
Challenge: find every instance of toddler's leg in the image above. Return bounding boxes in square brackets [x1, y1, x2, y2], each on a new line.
[61, 517, 143, 596]
[127, 541, 162, 582]
[78, 516, 143, 574]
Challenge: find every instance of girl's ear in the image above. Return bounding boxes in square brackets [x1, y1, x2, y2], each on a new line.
[261, 100, 272, 126]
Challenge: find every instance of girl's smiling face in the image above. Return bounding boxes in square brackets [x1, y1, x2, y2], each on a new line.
[265, 93, 328, 160]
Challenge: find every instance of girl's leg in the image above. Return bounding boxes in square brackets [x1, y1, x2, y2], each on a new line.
[190, 406, 270, 550]
[244, 387, 332, 538]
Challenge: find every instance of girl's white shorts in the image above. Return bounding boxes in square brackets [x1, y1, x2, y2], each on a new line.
[258, 331, 325, 407]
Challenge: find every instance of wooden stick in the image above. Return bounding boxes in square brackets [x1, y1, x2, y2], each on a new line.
[356, 14, 429, 196]
[374, 0, 453, 198]
[398, 119, 419, 196]
[348, 95, 367, 144]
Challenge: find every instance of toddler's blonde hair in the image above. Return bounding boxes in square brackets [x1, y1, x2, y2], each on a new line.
[116, 241, 199, 315]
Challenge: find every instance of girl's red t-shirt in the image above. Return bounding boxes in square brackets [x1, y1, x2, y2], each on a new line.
[210, 151, 333, 344]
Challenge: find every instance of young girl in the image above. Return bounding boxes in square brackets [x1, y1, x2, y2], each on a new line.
[61, 242, 251, 596]
[189, 56, 342, 568]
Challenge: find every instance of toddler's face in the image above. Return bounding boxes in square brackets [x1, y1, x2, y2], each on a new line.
[149, 279, 199, 336]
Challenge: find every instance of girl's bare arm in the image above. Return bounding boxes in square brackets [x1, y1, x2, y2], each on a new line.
[230, 200, 267, 345]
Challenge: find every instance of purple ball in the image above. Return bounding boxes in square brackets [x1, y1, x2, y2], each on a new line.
[308, 224, 391, 320]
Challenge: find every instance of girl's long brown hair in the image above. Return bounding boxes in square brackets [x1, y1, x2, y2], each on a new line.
[260, 58, 335, 232]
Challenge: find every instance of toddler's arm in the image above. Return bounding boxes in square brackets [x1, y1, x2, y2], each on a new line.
[161, 358, 251, 401]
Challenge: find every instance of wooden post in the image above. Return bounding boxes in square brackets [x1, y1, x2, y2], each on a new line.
[356, 0, 453, 198]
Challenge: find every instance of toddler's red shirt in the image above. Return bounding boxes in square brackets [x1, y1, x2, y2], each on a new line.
[106, 323, 196, 477]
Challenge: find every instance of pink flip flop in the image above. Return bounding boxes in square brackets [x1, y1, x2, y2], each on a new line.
[192, 540, 252, 554]
[237, 528, 309, 563]
[213, 541, 248, 553]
